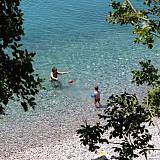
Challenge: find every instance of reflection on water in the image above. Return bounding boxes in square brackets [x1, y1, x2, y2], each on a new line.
[50, 80, 62, 89]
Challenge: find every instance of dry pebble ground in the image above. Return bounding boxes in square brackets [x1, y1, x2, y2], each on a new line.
[3, 129, 160, 160]
[0, 102, 100, 160]
[5, 135, 96, 160]
[3, 134, 115, 160]
[0, 101, 160, 160]
[1, 120, 160, 160]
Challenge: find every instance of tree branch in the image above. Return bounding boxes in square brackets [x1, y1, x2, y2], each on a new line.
[152, 32, 160, 39]
[146, 95, 160, 135]
[125, 0, 150, 22]
[126, 0, 137, 13]
[144, 148, 160, 151]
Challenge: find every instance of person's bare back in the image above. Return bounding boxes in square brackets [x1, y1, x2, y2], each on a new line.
[93, 86, 101, 107]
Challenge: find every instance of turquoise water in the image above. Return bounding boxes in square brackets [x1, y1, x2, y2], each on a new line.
[9, 0, 160, 113]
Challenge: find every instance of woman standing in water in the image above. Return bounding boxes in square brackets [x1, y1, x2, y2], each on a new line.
[50, 67, 69, 81]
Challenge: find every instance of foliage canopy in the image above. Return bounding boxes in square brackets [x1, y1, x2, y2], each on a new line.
[0, 0, 42, 114]
[108, 0, 160, 49]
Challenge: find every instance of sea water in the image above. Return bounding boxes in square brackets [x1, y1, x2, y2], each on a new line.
[4, 0, 160, 114]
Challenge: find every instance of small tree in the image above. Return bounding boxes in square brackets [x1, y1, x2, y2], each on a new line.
[108, 0, 160, 49]
[77, 1, 160, 159]
[0, 0, 42, 114]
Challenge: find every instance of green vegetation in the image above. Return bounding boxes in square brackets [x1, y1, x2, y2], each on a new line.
[0, 0, 42, 114]
[77, 1, 160, 159]
[108, 0, 160, 49]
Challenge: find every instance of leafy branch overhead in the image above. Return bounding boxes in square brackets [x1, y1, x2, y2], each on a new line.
[132, 60, 160, 116]
[0, 0, 42, 114]
[132, 60, 160, 86]
[107, 0, 160, 48]
[77, 90, 154, 159]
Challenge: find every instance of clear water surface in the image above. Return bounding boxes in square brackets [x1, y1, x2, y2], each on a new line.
[5, 0, 160, 114]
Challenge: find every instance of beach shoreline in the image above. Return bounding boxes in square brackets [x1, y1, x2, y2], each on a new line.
[0, 101, 160, 160]
[0, 100, 101, 159]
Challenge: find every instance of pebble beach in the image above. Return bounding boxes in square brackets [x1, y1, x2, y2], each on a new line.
[0, 95, 160, 160]
[0, 97, 100, 160]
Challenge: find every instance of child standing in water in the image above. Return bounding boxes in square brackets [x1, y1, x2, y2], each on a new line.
[92, 85, 101, 107]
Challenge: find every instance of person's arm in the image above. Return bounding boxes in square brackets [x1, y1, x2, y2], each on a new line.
[57, 71, 69, 75]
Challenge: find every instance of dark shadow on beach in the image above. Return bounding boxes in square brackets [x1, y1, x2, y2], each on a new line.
[96, 105, 108, 109]
[92, 155, 108, 160]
